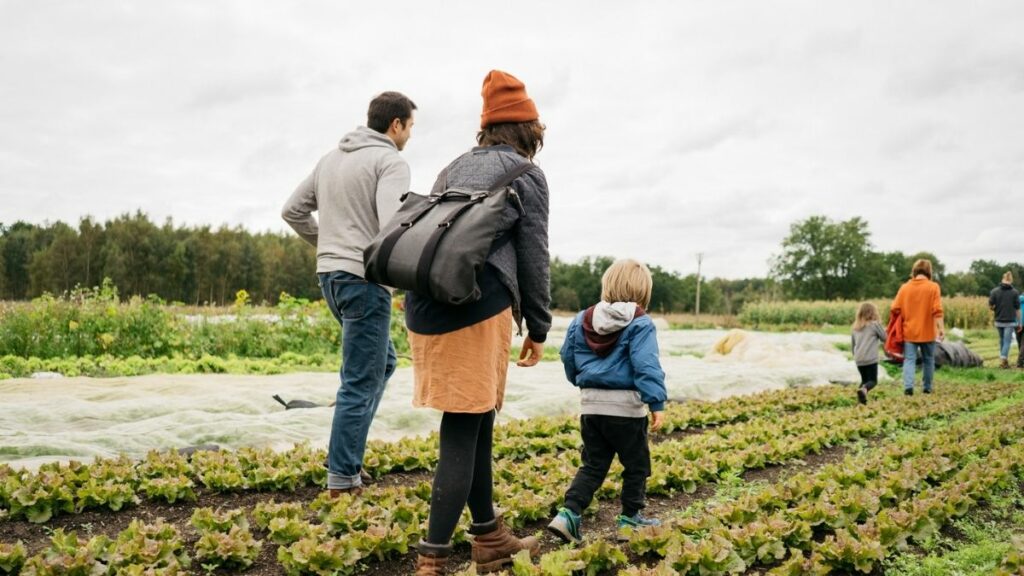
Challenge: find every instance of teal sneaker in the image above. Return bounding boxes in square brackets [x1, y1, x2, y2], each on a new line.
[615, 513, 661, 542]
[547, 507, 582, 544]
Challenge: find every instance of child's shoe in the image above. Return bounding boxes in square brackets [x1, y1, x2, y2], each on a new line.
[857, 386, 868, 405]
[547, 507, 582, 544]
[615, 512, 661, 542]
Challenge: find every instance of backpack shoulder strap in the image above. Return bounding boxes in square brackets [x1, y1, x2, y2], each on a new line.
[488, 162, 535, 192]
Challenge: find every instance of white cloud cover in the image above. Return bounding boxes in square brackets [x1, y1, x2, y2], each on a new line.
[1, 0, 1022, 279]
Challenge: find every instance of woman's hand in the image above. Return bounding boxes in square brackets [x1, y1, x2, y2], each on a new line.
[517, 336, 543, 367]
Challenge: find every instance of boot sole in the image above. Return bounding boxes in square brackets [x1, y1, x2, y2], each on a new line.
[546, 522, 581, 545]
[475, 540, 541, 574]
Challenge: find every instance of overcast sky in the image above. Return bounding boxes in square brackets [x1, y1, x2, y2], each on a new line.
[1, 1, 1022, 279]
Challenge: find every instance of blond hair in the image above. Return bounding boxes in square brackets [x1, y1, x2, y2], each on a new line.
[601, 259, 653, 309]
[911, 259, 933, 280]
[852, 302, 880, 331]
[1003, 271, 1014, 284]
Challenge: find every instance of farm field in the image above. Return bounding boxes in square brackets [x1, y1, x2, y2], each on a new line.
[4, 368, 1024, 575]
[2, 293, 1021, 574]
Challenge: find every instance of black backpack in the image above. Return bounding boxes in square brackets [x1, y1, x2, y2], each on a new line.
[363, 162, 533, 305]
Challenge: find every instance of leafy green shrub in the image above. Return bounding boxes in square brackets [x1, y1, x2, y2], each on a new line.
[190, 507, 248, 533]
[106, 519, 190, 571]
[277, 536, 363, 576]
[193, 525, 262, 571]
[253, 500, 305, 530]
[139, 476, 195, 504]
[0, 541, 27, 575]
[21, 529, 111, 575]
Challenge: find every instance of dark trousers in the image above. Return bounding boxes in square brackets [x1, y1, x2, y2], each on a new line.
[425, 410, 496, 545]
[1016, 328, 1023, 367]
[857, 363, 878, 391]
[564, 414, 651, 518]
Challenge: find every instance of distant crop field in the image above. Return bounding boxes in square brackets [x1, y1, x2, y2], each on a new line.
[738, 296, 993, 330]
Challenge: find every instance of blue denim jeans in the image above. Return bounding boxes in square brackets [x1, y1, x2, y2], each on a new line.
[319, 271, 397, 489]
[902, 341, 935, 393]
[997, 325, 1016, 359]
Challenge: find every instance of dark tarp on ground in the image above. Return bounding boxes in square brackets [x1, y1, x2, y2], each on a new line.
[934, 341, 984, 368]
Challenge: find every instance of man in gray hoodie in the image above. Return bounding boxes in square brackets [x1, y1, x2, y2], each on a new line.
[281, 91, 416, 495]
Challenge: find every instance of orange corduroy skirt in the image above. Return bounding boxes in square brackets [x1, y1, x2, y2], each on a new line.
[409, 307, 513, 413]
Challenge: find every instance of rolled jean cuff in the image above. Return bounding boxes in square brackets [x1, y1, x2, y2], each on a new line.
[327, 471, 362, 490]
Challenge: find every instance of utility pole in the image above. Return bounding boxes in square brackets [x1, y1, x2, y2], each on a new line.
[695, 252, 703, 317]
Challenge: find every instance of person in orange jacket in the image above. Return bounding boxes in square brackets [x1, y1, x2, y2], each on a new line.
[891, 259, 945, 396]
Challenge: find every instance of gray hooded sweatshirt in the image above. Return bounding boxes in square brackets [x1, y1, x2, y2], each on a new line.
[282, 126, 410, 277]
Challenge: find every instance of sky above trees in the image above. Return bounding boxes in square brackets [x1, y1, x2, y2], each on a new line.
[2, 1, 1022, 279]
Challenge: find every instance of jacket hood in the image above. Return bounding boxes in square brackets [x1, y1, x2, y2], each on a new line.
[581, 302, 646, 357]
[1001, 283, 1014, 289]
[339, 126, 398, 153]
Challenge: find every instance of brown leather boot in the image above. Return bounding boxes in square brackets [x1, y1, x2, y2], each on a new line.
[416, 541, 451, 576]
[469, 516, 540, 574]
[1001, 358, 1010, 369]
[327, 485, 363, 498]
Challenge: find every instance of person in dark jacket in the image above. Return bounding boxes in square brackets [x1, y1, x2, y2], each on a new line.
[989, 271, 1021, 369]
[547, 259, 667, 545]
[409, 70, 551, 576]
[1017, 292, 1024, 368]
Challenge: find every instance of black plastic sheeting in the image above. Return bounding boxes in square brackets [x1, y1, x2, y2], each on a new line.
[934, 341, 984, 368]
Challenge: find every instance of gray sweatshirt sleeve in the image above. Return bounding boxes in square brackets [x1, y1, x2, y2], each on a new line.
[281, 168, 319, 247]
[515, 167, 552, 342]
[874, 322, 886, 344]
[375, 155, 410, 228]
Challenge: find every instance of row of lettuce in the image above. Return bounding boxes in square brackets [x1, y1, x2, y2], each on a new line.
[0, 386, 856, 524]
[2, 381, 1021, 574]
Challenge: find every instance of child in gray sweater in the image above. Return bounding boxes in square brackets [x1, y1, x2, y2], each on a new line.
[852, 302, 886, 405]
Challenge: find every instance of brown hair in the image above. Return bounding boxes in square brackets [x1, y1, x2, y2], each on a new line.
[911, 259, 933, 280]
[476, 120, 545, 159]
[367, 91, 417, 134]
[852, 302, 880, 331]
[1003, 271, 1013, 284]
[601, 259, 653, 309]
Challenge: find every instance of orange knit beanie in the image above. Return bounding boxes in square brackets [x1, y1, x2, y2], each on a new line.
[480, 70, 539, 128]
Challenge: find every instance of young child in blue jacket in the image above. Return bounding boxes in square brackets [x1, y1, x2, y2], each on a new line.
[547, 259, 668, 544]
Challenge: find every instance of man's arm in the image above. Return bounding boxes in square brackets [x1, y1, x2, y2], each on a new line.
[281, 169, 319, 247]
[374, 156, 411, 228]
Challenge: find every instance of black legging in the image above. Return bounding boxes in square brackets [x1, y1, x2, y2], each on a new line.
[857, 363, 878, 391]
[426, 410, 497, 545]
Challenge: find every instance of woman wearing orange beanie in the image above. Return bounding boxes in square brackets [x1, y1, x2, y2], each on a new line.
[410, 70, 551, 575]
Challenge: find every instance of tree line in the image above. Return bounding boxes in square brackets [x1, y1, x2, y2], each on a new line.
[770, 215, 1023, 302]
[0, 213, 318, 304]
[1, 213, 1017, 310]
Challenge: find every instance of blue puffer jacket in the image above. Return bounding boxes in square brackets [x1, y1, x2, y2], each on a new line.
[559, 306, 667, 412]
